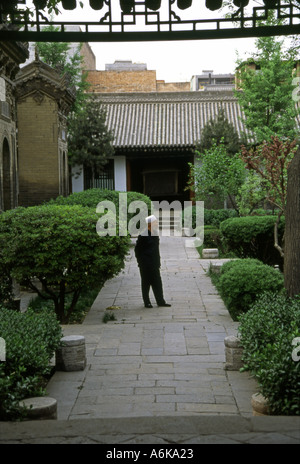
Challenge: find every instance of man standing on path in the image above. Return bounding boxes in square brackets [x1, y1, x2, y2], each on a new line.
[135, 215, 171, 309]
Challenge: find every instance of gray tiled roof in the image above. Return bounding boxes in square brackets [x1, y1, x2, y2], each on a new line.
[98, 91, 250, 150]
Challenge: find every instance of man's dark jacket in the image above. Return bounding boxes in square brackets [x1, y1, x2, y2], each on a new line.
[134, 230, 161, 270]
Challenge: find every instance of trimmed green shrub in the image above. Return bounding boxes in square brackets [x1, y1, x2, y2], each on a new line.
[238, 293, 300, 415]
[204, 209, 238, 227]
[217, 259, 284, 319]
[182, 207, 238, 230]
[203, 226, 222, 249]
[49, 188, 152, 227]
[0, 205, 130, 323]
[0, 306, 62, 420]
[220, 215, 285, 266]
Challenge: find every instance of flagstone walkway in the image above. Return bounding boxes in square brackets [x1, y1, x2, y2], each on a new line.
[46, 236, 258, 420]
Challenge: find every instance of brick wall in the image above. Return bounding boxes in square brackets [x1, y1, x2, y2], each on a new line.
[17, 93, 60, 206]
[87, 70, 157, 93]
[156, 81, 191, 92]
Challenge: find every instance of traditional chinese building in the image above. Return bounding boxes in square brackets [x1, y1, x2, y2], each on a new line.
[14, 53, 75, 206]
[0, 33, 29, 211]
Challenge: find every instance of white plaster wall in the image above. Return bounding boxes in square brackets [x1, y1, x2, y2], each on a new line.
[71, 165, 84, 193]
[114, 156, 127, 191]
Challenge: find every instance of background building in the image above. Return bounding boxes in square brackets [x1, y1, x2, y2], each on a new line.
[0, 36, 29, 211]
[72, 62, 248, 204]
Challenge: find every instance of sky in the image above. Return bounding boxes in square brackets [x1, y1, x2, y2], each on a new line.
[25, 0, 259, 82]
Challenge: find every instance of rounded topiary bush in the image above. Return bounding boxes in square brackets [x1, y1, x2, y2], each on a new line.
[220, 215, 285, 267]
[217, 259, 284, 319]
[0, 205, 130, 323]
[48, 188, 152, 229]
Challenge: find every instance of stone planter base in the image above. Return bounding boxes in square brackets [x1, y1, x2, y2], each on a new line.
[56, 335, 86, 372]
[202, 248, 219, 259]
[251, 393, 269, 416]
[19, 397, 57, 420]
[224, 336, 243, 371]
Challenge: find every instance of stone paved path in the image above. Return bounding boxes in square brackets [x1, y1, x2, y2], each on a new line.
[46, 236, 258, 420]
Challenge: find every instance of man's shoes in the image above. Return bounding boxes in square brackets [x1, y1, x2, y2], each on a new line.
[158, 303, 171, 307]
[145, 303, 153, 308]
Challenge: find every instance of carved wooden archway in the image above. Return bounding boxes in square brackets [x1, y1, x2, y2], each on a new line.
[0, 1, 299, 42]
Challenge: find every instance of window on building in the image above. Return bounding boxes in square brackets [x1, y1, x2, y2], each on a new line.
[84, 159, 115, 190]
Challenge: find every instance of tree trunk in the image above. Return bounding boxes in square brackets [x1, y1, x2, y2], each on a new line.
[284, 148, 300, 298]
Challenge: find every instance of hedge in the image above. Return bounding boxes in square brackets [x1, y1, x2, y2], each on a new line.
[220, 215, 285, 267]
[238, 293, 300, 415]
[48, 188, 153, 228]
[216, 259, 284, 319]
[182, 207, 238, 230]
[0, 306, 62, 420]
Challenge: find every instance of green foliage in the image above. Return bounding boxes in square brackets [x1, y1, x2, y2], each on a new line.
[68, 96, 114, 176]
[236, 171, 267, 216]
[216, 259, 284, 319]
[182, 207, 238, 229]
[238, 293, 300, 415]
[188, 139, 246, 206]
[203, 226, 222, 249]
[37, 24, 89, 113]
[0, 306, 62, 420]
[48, 188, 152, 225]
[220, 215, 285, 266]
[197, 108, 242, 155]
[0, 205, 130, 323]
[0, 265, 14, 310]
[240, 137, 297, 212]
[102, 312, 117, 324]
[236, 33, 299, 143]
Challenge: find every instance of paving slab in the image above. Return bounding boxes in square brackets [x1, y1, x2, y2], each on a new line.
[2, 236, 299, 444]
[43, 236, 257, 421]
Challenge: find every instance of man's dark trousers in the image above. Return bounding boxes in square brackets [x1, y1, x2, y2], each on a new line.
[139, 266, 165, 306]
[134, 229, 167, 306]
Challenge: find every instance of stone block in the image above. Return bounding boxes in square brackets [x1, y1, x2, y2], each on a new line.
[56, 335, 86, 372]
[224, 336, 243, 371]
[19, 397, 57, 420]
[210, 262, 223, 274]
[251, 393, 269, 416]
[202, 248, 219, 259]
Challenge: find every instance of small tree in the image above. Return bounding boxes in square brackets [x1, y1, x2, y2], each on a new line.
[0, 205, 130, 323]
[236, 31, 299, 144]
[37, 24, 89, 113]
[198, 108, 242, 155]
[188, 139, 246, 210]
[67, 96, 115, 185]
[241, 136, 297, 257]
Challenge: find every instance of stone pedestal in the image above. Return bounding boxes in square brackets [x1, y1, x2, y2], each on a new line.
[202, 248, 219, 259]
[19, 397, 57, 420]
[251, 393, 269, 416]
[56, 335, 86, 372]
[210, 262, 223, 274]
[224, 336, 243, 371]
